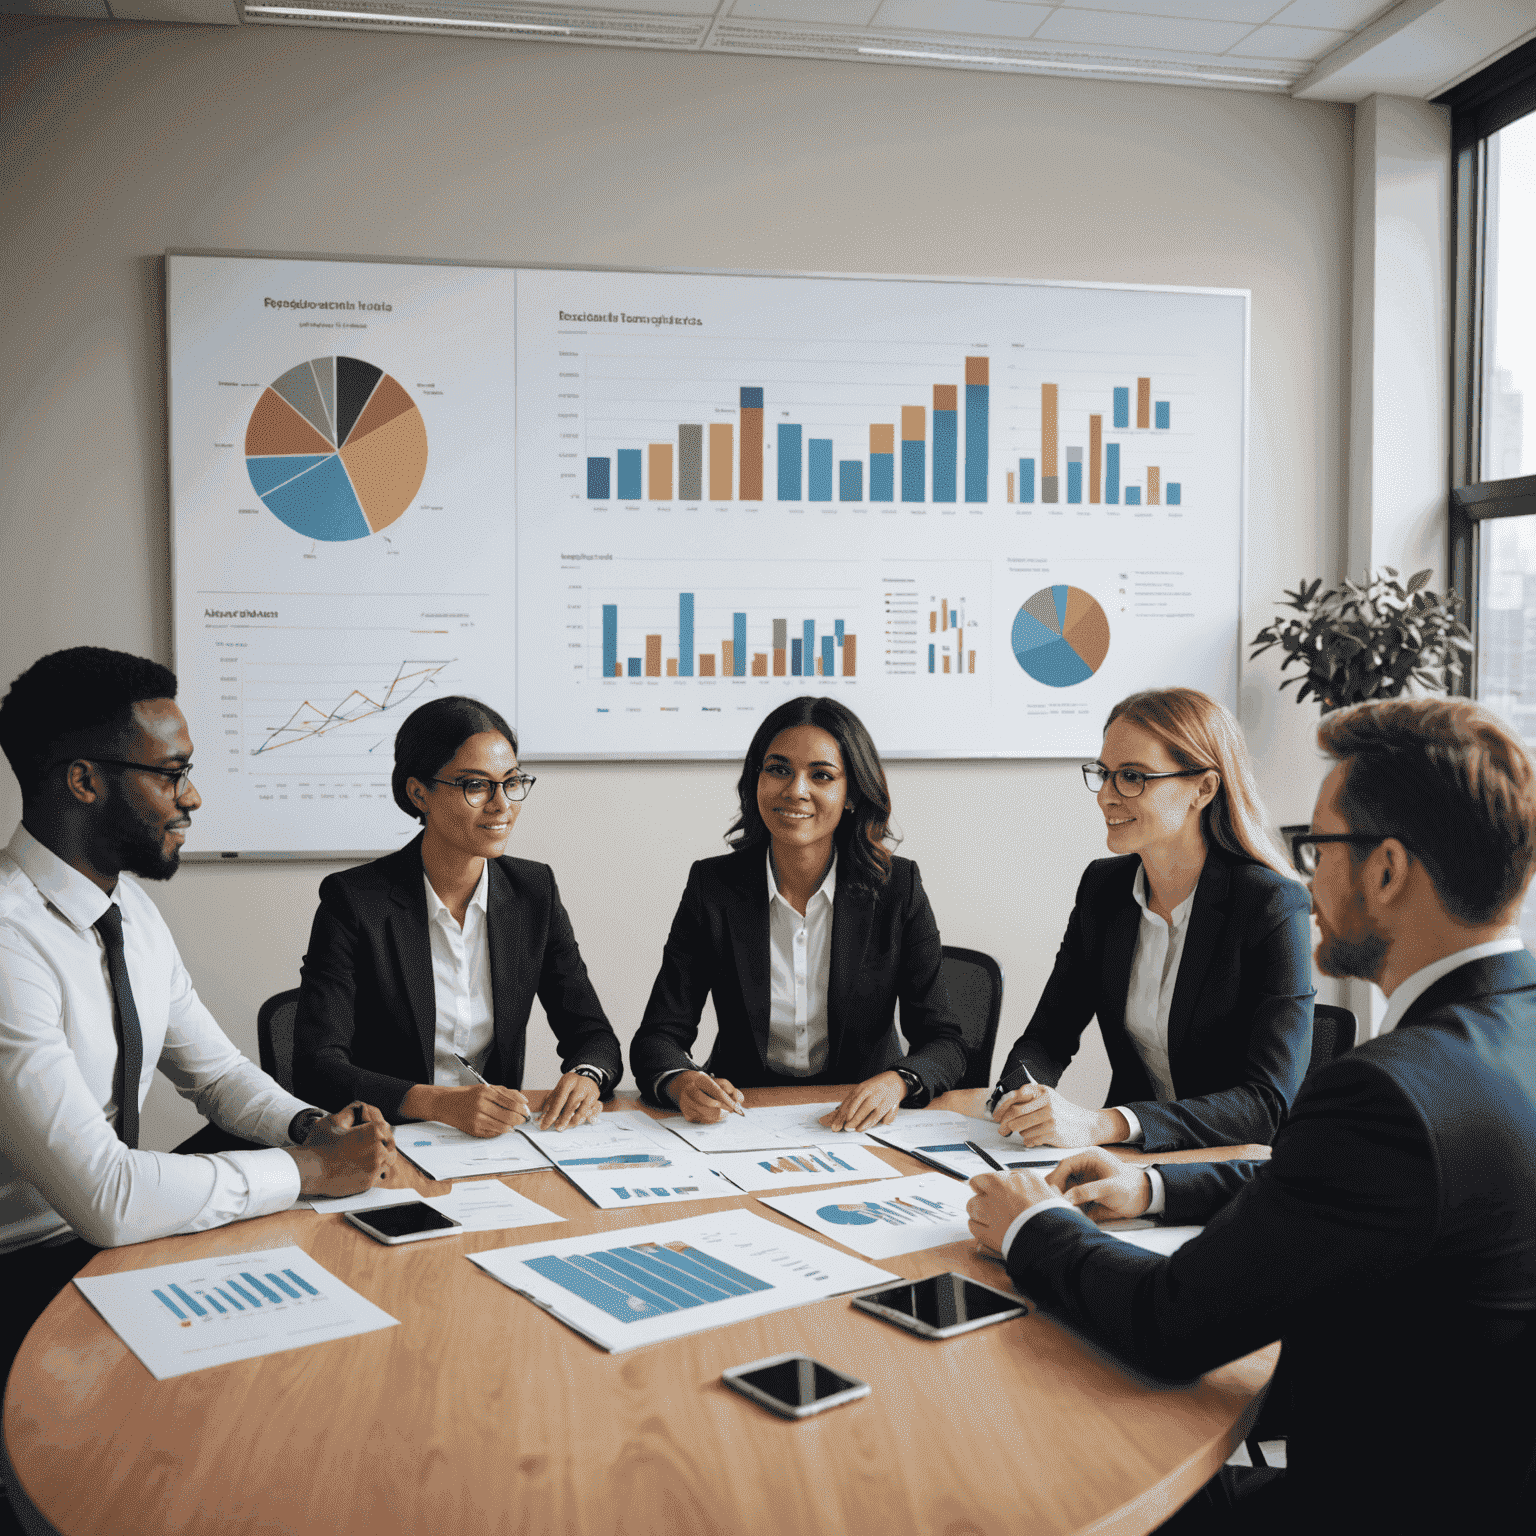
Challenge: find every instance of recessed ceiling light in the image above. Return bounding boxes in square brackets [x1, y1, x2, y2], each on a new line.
[856, 45, 1284, 89]
[242, 5, 572, 32]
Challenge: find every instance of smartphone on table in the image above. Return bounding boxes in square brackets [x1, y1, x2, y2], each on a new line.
[851, 1272, 1027, 1339]
[344, 1202, 464, 1245]
[721, 1353, 870, 1419]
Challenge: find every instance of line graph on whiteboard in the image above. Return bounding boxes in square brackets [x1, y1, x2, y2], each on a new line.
[247, 660, 454, 758]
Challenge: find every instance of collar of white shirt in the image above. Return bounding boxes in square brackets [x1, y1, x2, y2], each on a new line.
[1129, 861, 1197, 931]
[766, 845, 837, 910]
[1376, 936, 1527, 1036]
[8, 822, 115, 930]
[422, 858, 490, 928]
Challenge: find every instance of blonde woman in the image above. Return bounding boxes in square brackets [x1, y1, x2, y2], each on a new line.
[985, 687, 1313, 1151]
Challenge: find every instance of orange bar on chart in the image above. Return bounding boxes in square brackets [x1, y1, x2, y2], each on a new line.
[933, 384, 957, 412]
[645, 636, 661, 677]
[966, 356, 989, 386]
[612, 662, 622, 678]
[751, 654, 767, 677]
[709, 424, 733, 501]
[740, 395, 763, 501]
[968, 651, 975, 673]
[843, 636, 857, 676]
[699, 654, 716, 677]
[722, 641, 734, 675]
[870, 423, 894, 454]
[1137, 378, 1151, 430]
[773, 649, 786, 676]
[941, 600, 948, 628]
[648, 444, 672, 500]
[943, 655, 951, 674]
[1007, 471, 1015, 503]
[666, 658, 678, 677]
[902, 406, 925, 442]
[1042, 384, 1059, 501]
[929, 611, 936, 633]
[1089, 415, 1102, 503]
[1148, 467, 1161, 505]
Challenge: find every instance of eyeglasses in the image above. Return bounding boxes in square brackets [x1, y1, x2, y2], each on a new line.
[428, 774, 537, 808]
[62, 757, 196, 797]
[1289, 832, 1387, 878]
[1081, 763, 1213, 799]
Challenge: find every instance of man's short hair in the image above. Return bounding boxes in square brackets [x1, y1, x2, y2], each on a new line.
[0, 647, 179, 801]
[1319, 698, 1536, 925]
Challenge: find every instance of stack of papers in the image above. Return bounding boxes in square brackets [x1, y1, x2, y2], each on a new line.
[703, 1144, 901, 1193]
[871, 1111, 1091, 1181]
[760, 1171, 975, 1259]
[521, 1111, 738, 1209]
[656, 1102, 883, 1152]
[397, 1120, 552, 1180]
[309, 1180, 565, 1234]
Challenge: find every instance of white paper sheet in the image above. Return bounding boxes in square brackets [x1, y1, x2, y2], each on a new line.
[759, 1172, 976, 1260]
[707, 1144, 903, 1193]
[655, 1102, 882, 1153]
[521, 1112, 737, 1208]
[73, 1245, 397, 1380]
[467, 1208, 896, 1353]
[397, 1120, 552, 1180]
[870, 1112, 1091, 1180]
[1103, 1222, 1203, 1256]
[306, 1185, 428, 1215]
[313, 1180, 565, 1232]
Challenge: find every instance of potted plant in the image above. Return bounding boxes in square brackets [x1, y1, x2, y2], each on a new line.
[1249, 567, 1473, 714]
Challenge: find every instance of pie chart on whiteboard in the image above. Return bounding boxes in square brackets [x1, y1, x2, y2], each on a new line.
[243, 357, 428, 541]
[1011, 586, 1111, 687]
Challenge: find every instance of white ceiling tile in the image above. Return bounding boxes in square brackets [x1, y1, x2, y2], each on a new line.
[1035, 8, 1256, 52]
[730, 0, 882, 22]
[1229, 21, 1348, 57]
[1062, 0, 1281, 22]
[871, 0, 1053, 40]
[1268, 0, 1397, 29]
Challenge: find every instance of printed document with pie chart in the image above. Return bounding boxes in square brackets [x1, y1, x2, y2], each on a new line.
[168, 256, 517, 855]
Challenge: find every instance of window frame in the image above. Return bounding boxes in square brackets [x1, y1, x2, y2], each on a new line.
[1441, 38, 1536, 691]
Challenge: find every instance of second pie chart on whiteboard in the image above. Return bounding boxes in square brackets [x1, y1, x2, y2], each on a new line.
[243, 357, 428, 541]
[1011, 586, 1111, 687]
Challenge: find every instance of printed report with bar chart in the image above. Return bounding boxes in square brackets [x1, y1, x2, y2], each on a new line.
[170, 255, 1243, 851]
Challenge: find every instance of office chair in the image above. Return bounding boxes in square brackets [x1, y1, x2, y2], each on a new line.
[258, 987, 302, 1095]
[939, 946, 1005, 1091]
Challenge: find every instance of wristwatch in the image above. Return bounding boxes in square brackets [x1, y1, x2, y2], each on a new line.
[288, 1107, 327, 1145]
[571, 1066, 605, 1089]
[893, 1068, 924, 1103]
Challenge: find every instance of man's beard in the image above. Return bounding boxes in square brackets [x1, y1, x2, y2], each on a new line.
[92, 794, 183, 882]
[1316, 924, 1388, 983]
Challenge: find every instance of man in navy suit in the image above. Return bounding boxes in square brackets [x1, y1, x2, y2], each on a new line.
[967, 698, 1536, 1532]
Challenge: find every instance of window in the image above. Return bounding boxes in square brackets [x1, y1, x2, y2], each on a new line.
[1444, 40, 1536, 941]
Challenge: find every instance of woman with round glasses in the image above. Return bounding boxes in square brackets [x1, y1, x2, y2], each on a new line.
[978, 686, 1313, 1152]
[293, 696, 622, 1135]
[630, 696, 966, 1131]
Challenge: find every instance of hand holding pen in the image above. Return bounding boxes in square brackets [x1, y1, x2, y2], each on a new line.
[670, 1070, 747, 1123]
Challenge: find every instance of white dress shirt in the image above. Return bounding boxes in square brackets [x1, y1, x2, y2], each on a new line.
[765, 847, 836, 1077]
[0, 823, 309, 1255]
[424, 865, 495, 1086]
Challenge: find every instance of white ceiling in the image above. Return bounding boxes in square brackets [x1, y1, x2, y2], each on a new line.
[3, 0, 1533, 100]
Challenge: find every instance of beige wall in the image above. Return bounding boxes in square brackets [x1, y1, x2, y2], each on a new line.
[0, 19, 1354, 1149]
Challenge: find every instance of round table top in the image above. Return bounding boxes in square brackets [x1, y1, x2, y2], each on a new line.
[3, 1088, 1275, 1536]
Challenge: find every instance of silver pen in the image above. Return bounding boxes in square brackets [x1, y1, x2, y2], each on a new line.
[454, 1053, 535, 1125]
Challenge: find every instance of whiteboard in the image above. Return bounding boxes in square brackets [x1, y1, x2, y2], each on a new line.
[168, 254, 1245, 858]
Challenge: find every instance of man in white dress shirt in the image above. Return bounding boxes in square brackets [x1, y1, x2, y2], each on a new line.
[0, 647, 395, 1391]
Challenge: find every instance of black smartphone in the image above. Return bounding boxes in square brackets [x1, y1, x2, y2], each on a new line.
[344, 1201, 463, 1245]
[851, 1272, 1027, 1338]
[721, 1354, 871, 1419]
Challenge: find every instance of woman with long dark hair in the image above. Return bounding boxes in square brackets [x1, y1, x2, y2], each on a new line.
[630, 696, 965, 1130]
[979, 686, 1314, 1151]
[293, 696, 622, 1134]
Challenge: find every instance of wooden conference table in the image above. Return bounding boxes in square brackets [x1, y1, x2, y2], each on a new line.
[3, 1088, 1275, 1536]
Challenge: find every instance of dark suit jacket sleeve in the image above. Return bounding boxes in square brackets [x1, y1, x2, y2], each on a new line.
[1129, 880, 1314, 1151]
[996, 866, 1101, 1093]
[293, 875, 418, 1118]
[1004, 1056, 1436, 1381]
[888, 862, 968, 1100]
[535, 867, 623, 1090]
[630, 864, 715, 1105]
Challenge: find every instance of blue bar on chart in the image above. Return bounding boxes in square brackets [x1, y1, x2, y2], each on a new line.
[627, 657, 641, 677]
[1167, 483, 1182, 505]
[227, 1279, 262, 1308]
[778, 425, 802, 501]
[933, 386, 957, 502]
[602, 605, 618, 679]
[218, 1288, 245, 1311]
[808, 439, 833, 502]
[201, 1290, 227, 1314]
[241, 1272, 284, 1305]
[835, 620, 845, 642]
[586, 458, 609, 499]
[617, 449, 642, 501]
[791, 638, 803, 675]
[839, 461, 862, 501]
[803, 620, 815, 674]
[901, 407, 925, 502]
[821, 636, 834, 677]
[170, 1284, 206, 1317]
[733, 613, 747, 677]
[1066, 447, 1083, 504]
[1126, 486, 1142, 505]
[870, 425, 894, 501]
[928, 644, 935, 673]
[267, 1272, 304, 1300]
[965, 356, 989, 502]
[678, 593, 695, 677]
[1019, 458, 1035, 503]
[1113, 387, 1130, 430]
[1155, 401, 1171, 430]
[154, 1288, 187, 1320]
[1106, 444, 1121, 504]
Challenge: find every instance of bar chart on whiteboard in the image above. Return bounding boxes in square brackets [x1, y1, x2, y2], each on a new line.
[513, 267, 1244, 759]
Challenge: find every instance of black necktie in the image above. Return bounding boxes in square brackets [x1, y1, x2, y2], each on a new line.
[93, 904, 142, 1149]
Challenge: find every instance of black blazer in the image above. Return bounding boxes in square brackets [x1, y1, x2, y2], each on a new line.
[292, 836, 622, 1118]
[1004, 950, 1536, 1530]
[629, 850, 966, 1105]
[997, 848, 1314, 1149]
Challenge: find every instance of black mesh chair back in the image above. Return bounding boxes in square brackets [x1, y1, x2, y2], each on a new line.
[258, 987, 302, 1094]
[1306, 1002, 1358, 1082]
[940, 946, 1005, 1091]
